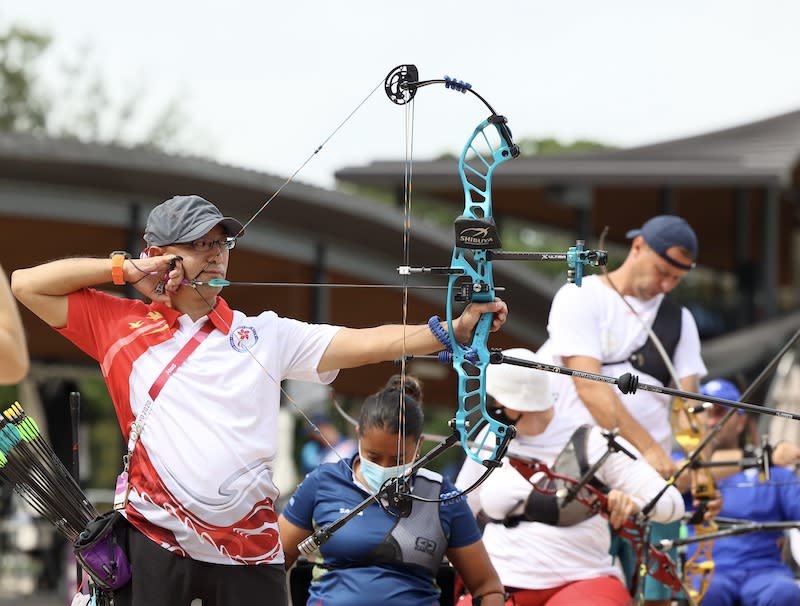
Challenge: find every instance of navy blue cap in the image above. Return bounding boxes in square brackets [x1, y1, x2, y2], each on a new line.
[626, 215, 698, 270]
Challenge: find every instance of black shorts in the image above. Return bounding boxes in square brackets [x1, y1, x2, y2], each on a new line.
[113, 520, 288, 606]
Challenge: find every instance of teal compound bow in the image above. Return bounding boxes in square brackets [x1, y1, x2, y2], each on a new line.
[295, 65, 611, 553]
[385, 64, 520, 469]
[383, 64, 607, 469]
[200, 64, 608, 473]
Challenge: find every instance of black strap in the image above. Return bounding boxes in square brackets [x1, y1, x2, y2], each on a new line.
[571, 425, 606, 491]
[606, 296, 682, 385]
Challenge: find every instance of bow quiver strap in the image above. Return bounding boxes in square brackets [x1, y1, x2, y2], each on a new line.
[607, 296, 682, 386]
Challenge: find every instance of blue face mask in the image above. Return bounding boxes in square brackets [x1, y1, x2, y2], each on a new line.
[358, 449, 410, 493]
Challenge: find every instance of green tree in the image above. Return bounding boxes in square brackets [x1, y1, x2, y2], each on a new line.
[0, 26, 49, 133]
[0, 24, 189, 151]
[516, 137, 614, 156]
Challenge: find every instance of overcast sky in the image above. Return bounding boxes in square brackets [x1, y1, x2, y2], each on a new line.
[2, 1, 799, 189]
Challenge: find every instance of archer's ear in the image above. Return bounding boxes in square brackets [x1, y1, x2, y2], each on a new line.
[630, 236, 647, 255]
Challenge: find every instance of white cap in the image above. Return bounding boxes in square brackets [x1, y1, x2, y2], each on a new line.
[486, 348, 553, 412]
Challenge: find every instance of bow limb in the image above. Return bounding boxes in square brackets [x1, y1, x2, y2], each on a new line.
[637, 540, 698, 606]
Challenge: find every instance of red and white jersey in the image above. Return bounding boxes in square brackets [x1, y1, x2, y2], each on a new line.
[58, 288, 340, 564]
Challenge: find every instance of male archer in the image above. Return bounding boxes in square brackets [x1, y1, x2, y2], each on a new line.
[11, 194, 507, 606]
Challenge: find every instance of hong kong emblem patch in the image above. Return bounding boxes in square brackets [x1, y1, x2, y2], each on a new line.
[230, 325, 258, 352]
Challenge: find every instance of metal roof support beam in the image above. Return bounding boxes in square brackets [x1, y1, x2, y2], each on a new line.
[761, 187, 780, 318]
[311, 242, 329, 324]
[734, 188, 754, 327]
[659, 186, 677, 215]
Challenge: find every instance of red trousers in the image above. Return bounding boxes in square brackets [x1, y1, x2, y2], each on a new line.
[460, 576, 631, 606]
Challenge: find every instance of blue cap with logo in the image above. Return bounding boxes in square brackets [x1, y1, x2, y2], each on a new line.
[700, 378, 741, 401]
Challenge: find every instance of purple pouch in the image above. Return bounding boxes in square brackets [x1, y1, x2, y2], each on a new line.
[74, 511, 132, 591]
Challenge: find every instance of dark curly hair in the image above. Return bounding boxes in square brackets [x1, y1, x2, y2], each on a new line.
[357, 374, 424, 440]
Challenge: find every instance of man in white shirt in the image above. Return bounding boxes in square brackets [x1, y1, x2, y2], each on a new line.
[539, 215, 707, 605]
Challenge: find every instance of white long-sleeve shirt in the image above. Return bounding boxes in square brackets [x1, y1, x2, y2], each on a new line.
[455, 414, 684, 590]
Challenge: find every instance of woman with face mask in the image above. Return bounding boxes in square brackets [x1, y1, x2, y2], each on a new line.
[278, 375, 505, 606]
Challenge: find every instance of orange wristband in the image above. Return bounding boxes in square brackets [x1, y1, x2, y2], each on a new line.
[110, 251, 130, 285]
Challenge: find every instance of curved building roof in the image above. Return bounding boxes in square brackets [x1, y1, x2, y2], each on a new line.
[0, 131, 556, 404]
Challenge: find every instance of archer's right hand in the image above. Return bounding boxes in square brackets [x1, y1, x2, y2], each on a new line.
[126, 254, 185, 306]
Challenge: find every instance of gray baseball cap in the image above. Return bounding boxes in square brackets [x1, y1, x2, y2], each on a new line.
[143, 195, 244, 246]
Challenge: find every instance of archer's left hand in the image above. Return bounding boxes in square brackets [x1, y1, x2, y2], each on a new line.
[453, 298, 508, 343]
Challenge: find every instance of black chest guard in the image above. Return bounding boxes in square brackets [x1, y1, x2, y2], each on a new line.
[362, 472, 448, 575]
[607, 296, 682, 386]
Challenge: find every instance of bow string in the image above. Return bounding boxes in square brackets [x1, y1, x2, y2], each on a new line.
[386, 64, 607, 468]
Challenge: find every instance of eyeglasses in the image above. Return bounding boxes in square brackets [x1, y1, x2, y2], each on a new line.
[177, 237, 237, 253]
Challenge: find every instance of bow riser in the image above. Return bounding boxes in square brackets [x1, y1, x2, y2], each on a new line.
[446, 117, 516, 465]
